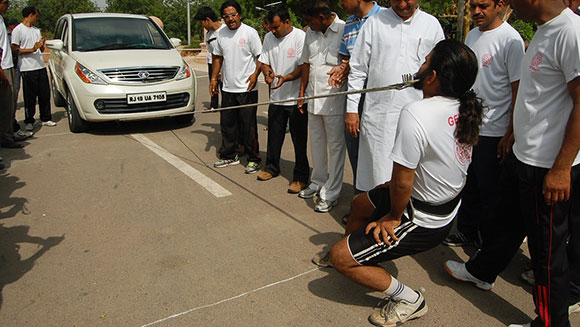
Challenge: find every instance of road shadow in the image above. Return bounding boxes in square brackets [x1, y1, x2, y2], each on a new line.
[83, 116, 196, 136]
[0, 170, 29, 220]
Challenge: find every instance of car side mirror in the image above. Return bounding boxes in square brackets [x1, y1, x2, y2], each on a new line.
[45, 39, 64, 51]
[170, 38, 181, 47]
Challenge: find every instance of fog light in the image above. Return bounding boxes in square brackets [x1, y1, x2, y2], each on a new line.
[95, 100, 105, 110]
[183, 93, 190, 103]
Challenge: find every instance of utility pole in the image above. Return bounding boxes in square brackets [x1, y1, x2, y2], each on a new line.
[187, 1, 191, 46]
[457, 0, 465, 41]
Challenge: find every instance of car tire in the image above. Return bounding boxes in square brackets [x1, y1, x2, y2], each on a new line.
[173, 113, 195, 125]
[51, 77, 66, 107]
[67, 93, 89, 133]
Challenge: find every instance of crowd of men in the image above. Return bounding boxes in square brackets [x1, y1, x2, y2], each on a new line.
[0, 3, 56, 169]
[196, 0, 579, 326]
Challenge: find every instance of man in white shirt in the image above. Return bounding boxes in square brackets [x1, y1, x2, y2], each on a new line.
[11, 6, 56, 131]
[347, 0, 444, 193]
[330, 40, 482, 327]
[501, 1, 580, 326]
[194, 6, 224, 110]
[210, 0, 262, 174]
[443, 0, 524, 247]
[0, 0, 23, 149]
[255, 7, 310, 194]
[297, 0, 346, 213]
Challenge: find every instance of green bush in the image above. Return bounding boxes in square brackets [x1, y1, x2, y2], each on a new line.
[510, 19, 536, 42]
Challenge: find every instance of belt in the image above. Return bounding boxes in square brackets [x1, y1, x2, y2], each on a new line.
[409, 195, 461, 216]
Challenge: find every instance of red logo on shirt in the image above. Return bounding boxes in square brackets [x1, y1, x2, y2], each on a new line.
[238, 37, 246, 47]
[455, 140, 472, 166]
[448, 114, 459, 126]
[481, 54, 493, 67]
[529, 52, 542, 72]
[287, 48, 296, 58]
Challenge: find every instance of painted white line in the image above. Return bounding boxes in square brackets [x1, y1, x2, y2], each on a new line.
[131, 133, 231, 198]
[141, 268, 319, 326]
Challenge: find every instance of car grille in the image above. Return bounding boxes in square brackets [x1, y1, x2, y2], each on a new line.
[94, 93, 190, 114]
[98, 66, 180, 83]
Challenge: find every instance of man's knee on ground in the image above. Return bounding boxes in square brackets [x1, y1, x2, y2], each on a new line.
[330, 238, 356, 273]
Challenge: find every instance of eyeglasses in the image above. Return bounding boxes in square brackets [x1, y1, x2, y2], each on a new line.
[222, 13, 238, 19]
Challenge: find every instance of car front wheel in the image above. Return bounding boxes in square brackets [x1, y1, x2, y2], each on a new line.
[67, 93, 89, 133]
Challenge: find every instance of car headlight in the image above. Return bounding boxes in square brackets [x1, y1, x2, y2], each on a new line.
[176, 61, 191, 80]
[75, 62, 107, 85]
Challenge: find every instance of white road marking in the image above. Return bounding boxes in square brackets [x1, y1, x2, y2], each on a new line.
[140, 268, 319, 326]
[131, 133, 231, 198]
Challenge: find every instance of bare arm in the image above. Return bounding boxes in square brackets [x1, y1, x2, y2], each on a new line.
[261, 63, 274, 84]
[245, 58, 262, 91]
[497, 80, 519, 162]
[270, 64, 303, 90]
[543, 76, 580, 204]
[327, 56, 350, 88]
[209, 55, 223, 96]
[297, 63, 310, 112]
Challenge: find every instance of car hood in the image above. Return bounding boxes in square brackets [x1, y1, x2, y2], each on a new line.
[71, 49, 183, 71]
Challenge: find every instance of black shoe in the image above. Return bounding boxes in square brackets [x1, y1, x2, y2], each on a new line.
[442, 232, 474, 247]
[1, 142, 24, 148]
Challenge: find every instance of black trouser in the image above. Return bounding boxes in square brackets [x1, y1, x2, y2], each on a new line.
[207, 64, 220, 109]
[517, 160, 580, 327]
[345, 92, 365, 194]
[264, 104, 309, 183]
[457, 136, 502, 243]
[21, 68, 51, 124]
[219, 90, 260, 163]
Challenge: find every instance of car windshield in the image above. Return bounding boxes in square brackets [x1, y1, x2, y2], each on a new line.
[73, 17, 171, 52]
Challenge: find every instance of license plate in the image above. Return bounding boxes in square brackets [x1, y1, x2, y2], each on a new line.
[127, 92, 167, 104]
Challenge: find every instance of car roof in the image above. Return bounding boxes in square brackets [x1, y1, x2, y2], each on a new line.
[69, 13, 150, 20]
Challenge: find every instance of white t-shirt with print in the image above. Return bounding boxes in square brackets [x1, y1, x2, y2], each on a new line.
[513, 8, 580, 168]
[259, 28, 305, 105]
[465, 22, 524, 137]
[390, 96, 471, 228]
[11, 23, 45, 72]
[214, 23, 261, 93]
[205, 24, 224, 64]
[0, 16, 14, 70]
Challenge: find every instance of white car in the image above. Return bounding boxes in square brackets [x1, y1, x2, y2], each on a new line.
[46, 13, 196, 133]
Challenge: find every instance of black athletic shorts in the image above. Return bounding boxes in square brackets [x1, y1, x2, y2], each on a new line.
[347, 187, 453, 265]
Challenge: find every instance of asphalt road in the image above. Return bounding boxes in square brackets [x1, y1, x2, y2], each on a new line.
[0, 64, 577, 327]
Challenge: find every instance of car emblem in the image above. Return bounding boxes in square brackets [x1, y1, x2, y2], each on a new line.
[138, 71, 150, 80]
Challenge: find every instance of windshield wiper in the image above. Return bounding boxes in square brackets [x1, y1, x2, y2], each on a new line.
[82, 43, 167, 51]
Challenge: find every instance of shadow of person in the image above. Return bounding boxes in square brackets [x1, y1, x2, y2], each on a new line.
[0, 224, 64, 310]
[412, 244, 532, 325]
[190, 122, 222, 154]
[0, 171, 29, 220]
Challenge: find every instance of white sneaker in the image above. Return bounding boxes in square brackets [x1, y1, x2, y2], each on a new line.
[369, 289, 428, 327]
[15, 130, 33, 138]
[41, 120, 57, 127]
[314, 199, 338, 213]
[25, 123, 34, 131]
[444, 260, 494, 291]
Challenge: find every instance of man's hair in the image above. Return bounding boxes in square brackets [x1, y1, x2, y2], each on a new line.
[7, 18, 19, 26]
[220, 0, 243, 16]
[194, 6, 218, 22]
[22, 6, 38, 18]
[302, 0, 333, 18]
[267, 6, 290, 23]
[428, 39, 483, 146]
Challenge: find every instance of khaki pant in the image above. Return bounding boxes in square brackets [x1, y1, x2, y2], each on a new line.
[0, 67, 16, 144]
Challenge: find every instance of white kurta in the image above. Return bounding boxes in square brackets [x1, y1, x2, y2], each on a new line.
[347, 8, 444, 191]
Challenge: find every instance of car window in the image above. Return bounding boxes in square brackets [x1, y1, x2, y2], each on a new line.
[72, 17, 171, 52]
[54, 19, 64, 40]
[62, 21, 69, 50]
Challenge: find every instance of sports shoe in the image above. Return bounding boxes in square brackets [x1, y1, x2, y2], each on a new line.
[570, 301, 580, 314]
[314, 199, 338, 213]
[312, 251, 332, 268]
[41, 120, 57, 126]
[444, 260, 494, 291]
[442, 232, 474, 247]
[256, 170, 273, 181]
[507, 323, 531, 327]
[25, 123, 34, 131]
[298, 185, 319, 199]
[369, 289, 428, 327]
[214, 155, 240, 168]
[245, 161, 260, 174]
[287, 181, 307, 194]
[520, 268, 535, 286]
[15, 130, 33, 139]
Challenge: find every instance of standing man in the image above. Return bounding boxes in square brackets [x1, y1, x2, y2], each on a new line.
[255, 7, 310, 194]
[298, 0, 346, 213]
[0, 0, 22, 149]
[194, 6, 224, 111]
[11, 6, 56, 131]
[210, 0, 262, 174]
[503, 1, 580, 326]
[7, 18, 32, 140]
[442, 0, 524, 247]
[347, 0, 444, 193]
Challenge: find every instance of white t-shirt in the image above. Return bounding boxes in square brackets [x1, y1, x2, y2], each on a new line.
[390, 96, 471, 228]
[465, 22, 525, 137]
[513, 8, 580, 168]
[11, 23, 45, 72]
[0, 16, 14, 70]
[214, 23, 261, 93]
[259, 28, 305, 105]
[205, 24, 224, 64]
[300, 15, 346, 115]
